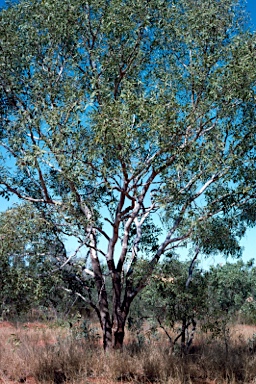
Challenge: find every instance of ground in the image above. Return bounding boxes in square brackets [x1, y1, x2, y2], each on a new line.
[1, 320, 256, 384]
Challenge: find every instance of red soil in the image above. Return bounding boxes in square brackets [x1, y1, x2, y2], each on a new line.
[0, 321, 15, 328]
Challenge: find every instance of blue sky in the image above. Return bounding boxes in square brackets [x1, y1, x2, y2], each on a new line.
[247, 1, 256, 25]
[0, 0, 255, 267]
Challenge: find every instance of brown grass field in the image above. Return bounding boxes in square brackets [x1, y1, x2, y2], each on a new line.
[1, 320, 256, 384]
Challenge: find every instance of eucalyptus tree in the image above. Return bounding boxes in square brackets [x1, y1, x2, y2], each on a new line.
[0, 0, 256, 349]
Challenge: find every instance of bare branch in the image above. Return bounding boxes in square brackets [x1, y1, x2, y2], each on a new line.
[93, 226, 111, 241]
[186, 247, 200, 288]
[57, 242, 86, 270]
[83, 268, 95, 277]
[0, 181, 57, 204]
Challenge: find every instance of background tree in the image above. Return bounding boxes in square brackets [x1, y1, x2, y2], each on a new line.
[0, 0, 256, 349]
[0, 203, 67, 319]
[202, 261, 255, 339]
[139, 259, 256, 358]
[142, 256, 207, 354]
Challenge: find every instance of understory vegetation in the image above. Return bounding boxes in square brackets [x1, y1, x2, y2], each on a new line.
[1, 320, 256, 384]
[1, 258, 256, 383]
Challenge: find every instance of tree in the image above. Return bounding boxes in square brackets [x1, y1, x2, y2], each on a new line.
[142, 256, 207, 354]
[143, 259, 256, 356]
[203, 261, 255, 332]
[0, 0, 256, 349]
[0, 203, 66, 318]
[201, 260, 255, 360]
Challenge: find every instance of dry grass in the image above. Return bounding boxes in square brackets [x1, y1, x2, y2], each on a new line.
[0, 321, 256, 384]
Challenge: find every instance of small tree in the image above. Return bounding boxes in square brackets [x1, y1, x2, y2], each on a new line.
[142, 256, 207, 353]
[0, 203, 66, 318]
[204, 261, 254, 330]
[201, 260, 254, 360]
[0, 0, 256, 348]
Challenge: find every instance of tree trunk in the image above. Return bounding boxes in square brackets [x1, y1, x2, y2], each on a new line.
[181, 317, 186, 355]
[102, 315, 113, 351]
[101, 317, 126, 350]
[113, 325, 125, 349]
[111, 269, 128, 350]
[111, 305, 127, 350]
[98, 266, 134, 350]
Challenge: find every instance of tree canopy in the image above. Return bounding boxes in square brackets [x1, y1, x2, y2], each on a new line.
[0, 0, 256, 348]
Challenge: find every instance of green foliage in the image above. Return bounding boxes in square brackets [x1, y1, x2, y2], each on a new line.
[195, 217, 246, 257]
[140, 257, 207, 352]
[138, 258, 256, 352]
[0, 0, 255, 254]
[143, 257, 206, 327]
[206, 261, 253, 316]
[203, 260, 256, 334]
[0, 203, 66, 318]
